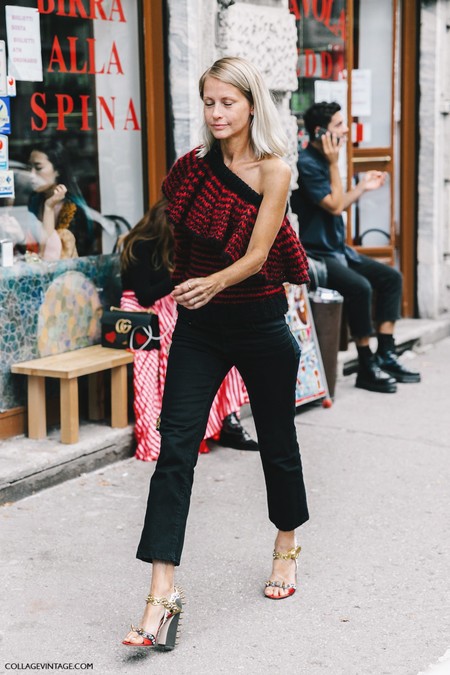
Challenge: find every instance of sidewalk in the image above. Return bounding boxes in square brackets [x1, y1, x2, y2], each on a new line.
[1, 316, 449, 505]
[1, 331, 449, 674]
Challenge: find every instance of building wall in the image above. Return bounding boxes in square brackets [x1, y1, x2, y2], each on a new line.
[165, 0, 299, 187]
[418, 0, 450, 318]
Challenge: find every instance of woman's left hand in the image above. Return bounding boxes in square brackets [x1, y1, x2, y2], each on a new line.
[172, 276, 222, 309]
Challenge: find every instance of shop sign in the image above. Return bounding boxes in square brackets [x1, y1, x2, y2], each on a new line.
[0, 135, 8, 170]
[0, 97, 11, 134]
[0, 170, 14, 198]
[289, 0, 346, 40]
[24, 0, 139, 132]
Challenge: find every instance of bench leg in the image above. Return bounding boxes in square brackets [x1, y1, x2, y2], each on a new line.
[60, 378, 79, 444]
[27, 376, 47, 439]
[88, 372, 105, 421]
[111, 364, 128, 428]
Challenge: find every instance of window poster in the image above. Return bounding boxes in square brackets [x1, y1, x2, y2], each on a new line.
[351, 69, 372, 117]
[6, 6, 43, 82]
[0, 0, 144, 259]
[285, 283, 329, 407]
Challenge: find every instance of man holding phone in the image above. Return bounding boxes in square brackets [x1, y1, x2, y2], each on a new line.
[290, 101, 420, 393]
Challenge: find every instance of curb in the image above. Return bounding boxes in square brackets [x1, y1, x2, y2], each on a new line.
[0, 426, 134, 505]
[1, 319, 449, 506]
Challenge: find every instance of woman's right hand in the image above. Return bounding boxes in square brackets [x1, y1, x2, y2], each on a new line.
[44, 183, 67, 209]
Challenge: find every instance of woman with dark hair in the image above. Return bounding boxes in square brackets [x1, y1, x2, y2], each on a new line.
[120, 197, 253, 461]
[28, 140, 95, 257]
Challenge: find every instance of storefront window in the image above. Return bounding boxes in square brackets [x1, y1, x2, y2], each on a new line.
[290, 0, 348, 148]
[0, 0, 145, 259]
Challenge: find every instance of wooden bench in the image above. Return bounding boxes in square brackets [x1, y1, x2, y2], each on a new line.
[11, 345, 134, 444]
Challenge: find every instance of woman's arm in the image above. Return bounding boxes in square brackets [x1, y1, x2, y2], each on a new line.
[42, 184, 67, 238]
[173, 158, 291, 310]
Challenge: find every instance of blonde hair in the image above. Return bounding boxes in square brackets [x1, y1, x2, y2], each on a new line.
[197, 56, 288, 160]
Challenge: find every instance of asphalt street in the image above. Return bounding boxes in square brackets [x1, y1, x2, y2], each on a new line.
[1, 338, 449, 675]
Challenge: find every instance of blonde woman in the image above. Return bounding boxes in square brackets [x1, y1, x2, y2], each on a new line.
[123, 56, 310, 651]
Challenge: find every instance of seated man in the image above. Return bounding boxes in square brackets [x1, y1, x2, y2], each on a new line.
[290, 101, 420, 393]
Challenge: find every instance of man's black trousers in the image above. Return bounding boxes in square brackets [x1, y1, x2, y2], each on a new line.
[323, 253, 402, 338]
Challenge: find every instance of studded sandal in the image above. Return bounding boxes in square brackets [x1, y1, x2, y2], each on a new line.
[264, 545, 301, 600]
[122, 586, 184, 650]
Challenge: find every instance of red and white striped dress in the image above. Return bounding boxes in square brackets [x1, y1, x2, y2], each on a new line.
[120, 290, 249, 461]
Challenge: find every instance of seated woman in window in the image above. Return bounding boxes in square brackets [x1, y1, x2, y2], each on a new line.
[28, 140, 95, 258]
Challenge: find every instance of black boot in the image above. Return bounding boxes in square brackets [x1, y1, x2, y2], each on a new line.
[355, 345, 397, 393]
[218, 412, 259, 451]
[376, 334, 421, 383]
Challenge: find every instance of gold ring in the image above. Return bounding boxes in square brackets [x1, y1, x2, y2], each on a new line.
[187, 281, 192, 290]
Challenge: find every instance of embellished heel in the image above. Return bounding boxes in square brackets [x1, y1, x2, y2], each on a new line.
[264, 544, 301, 600]
[156, 598, 182, 651]
[122, 586, 184, 649]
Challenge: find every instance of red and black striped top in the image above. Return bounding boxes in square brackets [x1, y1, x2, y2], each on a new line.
[162, 144, 310, 323]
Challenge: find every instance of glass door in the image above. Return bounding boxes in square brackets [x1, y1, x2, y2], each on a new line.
[349, 0, 398, 265]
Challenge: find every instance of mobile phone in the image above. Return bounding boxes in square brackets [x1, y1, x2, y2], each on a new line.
[314, 127, 328, 140]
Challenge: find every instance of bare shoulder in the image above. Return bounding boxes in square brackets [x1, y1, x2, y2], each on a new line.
[260, 156, 291, 194]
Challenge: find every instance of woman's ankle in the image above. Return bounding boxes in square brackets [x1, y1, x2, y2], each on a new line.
[275, 530, 296, 550]
[149, 561, 175, 598]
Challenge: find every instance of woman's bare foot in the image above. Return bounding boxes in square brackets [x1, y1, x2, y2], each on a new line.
[264, 530, 299, 599]
[123, 585, 174, 645]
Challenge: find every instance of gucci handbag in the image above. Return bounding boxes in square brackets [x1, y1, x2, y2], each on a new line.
[101, 306, 161, 351]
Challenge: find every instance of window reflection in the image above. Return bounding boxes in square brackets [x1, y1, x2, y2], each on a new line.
[0, 1, 143, 259]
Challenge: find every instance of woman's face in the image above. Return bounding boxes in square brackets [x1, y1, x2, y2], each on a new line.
[29, 151, 58, 191]
[202, 77, 253, 143]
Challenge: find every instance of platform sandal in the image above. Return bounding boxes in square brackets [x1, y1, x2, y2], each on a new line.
[264, 545, 301, 600]
[122, 586, 184, 650]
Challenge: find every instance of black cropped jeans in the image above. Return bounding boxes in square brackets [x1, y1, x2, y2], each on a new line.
[136, 312, 309, 566]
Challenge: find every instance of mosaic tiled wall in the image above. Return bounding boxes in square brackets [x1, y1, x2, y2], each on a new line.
[0, 255, 122, 410]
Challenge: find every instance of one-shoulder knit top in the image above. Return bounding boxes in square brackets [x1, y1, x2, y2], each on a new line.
[162, 144, 310, 324]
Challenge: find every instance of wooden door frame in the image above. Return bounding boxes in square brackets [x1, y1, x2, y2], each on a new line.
[143, 0, 167, 205]
[400, 0, 419, 317]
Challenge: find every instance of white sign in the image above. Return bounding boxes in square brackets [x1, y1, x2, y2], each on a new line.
[0, 135, 8, 170]
[0, 170, 14, 198]
[352, 69, 372, 117]
[6, 6, 43, 82]
[7, 75, 16, 97]
[0, 41, 7, 96]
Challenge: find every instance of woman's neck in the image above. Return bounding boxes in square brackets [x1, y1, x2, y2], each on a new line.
[220, 136, 254, 167]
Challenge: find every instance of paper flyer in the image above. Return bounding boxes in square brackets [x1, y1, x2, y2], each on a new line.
[5, 6, 43, 82]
